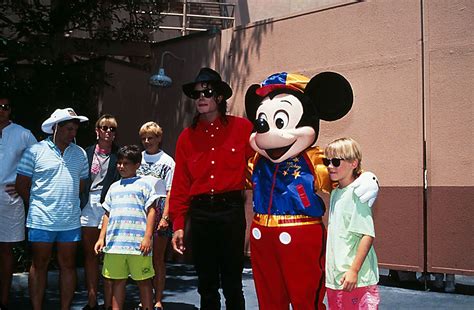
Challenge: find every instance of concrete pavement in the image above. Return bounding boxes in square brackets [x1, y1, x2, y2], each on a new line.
[10, 264, 474, 309]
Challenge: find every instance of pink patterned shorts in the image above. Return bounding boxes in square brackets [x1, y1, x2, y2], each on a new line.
[327, 285, 380, 309]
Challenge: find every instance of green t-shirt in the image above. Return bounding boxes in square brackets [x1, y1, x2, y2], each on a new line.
[325, 184, 379, 290]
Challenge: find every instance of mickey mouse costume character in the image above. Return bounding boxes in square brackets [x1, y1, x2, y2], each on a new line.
[245, 72, 379, 309]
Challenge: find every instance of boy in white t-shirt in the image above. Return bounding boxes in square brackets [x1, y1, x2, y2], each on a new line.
[94, 145, 164, 310]
[323, 138, 379, 309]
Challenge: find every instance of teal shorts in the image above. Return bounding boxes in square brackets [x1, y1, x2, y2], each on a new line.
[102, 253, 155, 281]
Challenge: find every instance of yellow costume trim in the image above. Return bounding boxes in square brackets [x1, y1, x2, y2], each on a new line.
[253, 214, 322, 227]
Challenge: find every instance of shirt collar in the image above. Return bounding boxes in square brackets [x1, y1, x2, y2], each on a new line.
[197, 116, 224, 131]
[46, 136, 71, 153]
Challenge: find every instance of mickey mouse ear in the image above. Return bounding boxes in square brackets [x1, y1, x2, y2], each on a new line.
[305, 72, 353, 121]
[245, 84, 262, 122]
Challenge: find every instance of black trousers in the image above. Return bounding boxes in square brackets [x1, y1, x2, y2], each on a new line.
[189, 192, 246, 310]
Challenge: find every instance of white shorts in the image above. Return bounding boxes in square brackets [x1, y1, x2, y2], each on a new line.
[81, 190, 105, 228]
[0, 188, 25, 242]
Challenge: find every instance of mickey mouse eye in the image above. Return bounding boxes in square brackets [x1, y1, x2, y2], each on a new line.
[274, 110, 289, 129]
[257, 112, 268, 122]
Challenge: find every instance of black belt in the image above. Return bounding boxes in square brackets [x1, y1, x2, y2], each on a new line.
[192, 190, 243, 203]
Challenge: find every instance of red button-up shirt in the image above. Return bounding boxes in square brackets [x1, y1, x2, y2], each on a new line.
[169, 115, 254, 230]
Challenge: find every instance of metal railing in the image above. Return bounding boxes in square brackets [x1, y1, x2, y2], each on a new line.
[146, 1, 235, 36]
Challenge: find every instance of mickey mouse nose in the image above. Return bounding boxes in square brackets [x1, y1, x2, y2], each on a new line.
[255, 118, 269, 133]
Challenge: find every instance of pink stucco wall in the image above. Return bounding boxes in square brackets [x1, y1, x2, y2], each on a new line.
[101, 0, 474, 274]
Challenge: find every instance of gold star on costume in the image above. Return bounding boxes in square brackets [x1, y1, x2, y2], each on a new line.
[292, 157, 299, 162]
[282, 170, 288, 176]
[292, 171, 301, 179]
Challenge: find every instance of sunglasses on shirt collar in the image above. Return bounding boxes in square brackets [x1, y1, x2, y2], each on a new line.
[98, 125, 117, 132]
[189, 89, 215, 100]
[0, 104, 11, 111]
[322, 158, 344, 167]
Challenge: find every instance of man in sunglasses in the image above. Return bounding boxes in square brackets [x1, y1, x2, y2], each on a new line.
[169, 68, 254, 310]
[15, 108, 89, 310]
[0, 94, 37, 309]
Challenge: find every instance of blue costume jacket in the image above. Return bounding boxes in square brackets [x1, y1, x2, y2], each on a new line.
[251, 146, 333, 216]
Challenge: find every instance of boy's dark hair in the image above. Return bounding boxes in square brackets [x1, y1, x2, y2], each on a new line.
[117, 145, 142, 164]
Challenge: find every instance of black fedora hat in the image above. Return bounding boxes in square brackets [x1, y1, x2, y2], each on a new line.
[182, 68, 233, 100]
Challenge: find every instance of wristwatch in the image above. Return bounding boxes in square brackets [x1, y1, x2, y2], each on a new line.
[162, 215, 171, 223]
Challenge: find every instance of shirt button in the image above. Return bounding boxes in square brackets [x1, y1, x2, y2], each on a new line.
[231, 148, 235, 152]
[211, 161, 215, 164]
[205, 130, 209, 133]
[211, 147, 215, 151]
[210, 122, 214, 126]
[211, 189, 215, 193]
[210, 175, 214, 179]
[210, 134, 214, 138]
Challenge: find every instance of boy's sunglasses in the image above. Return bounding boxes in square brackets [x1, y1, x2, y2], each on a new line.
[322, 158, 344, 167]
[98, 125, 117, 132]
[0, 104, 11, 111]
[189, 89, 215, 99]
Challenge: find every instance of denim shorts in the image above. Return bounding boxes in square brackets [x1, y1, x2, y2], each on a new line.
[28, 227, 82, 242]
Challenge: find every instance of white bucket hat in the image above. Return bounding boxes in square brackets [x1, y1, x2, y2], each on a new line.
[41, 108, 89, 134]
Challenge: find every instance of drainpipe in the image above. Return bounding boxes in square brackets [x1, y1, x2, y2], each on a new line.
[420, 0, 429, 291]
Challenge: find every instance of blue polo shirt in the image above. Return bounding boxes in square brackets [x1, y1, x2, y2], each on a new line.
[17, 137, 89, 231]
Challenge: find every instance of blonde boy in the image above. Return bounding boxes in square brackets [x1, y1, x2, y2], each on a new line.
[323, 138, 380, 309]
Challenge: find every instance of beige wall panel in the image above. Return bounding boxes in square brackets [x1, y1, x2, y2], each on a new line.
[225, 0, 423, 187]
[317, 60, 423, 187]
[236, 0, 357, 25]
[226, 0, 420, 83]
[424, 0, 474, 186]
[424, 0, 474, 274]
[426, 48, 474, 186]
[423, 0, 474, 47]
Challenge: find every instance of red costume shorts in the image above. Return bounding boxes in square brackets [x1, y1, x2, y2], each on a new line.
[250, 214, 327, 310]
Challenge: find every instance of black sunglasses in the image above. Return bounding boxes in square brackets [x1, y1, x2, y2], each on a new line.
[322, 158, 344, 167]
[0, 104, 11, 111]
[190, 89, 215, 99]
[98, 125, 117, 132]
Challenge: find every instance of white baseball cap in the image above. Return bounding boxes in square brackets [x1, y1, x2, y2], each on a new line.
[41, 108, 89, 134]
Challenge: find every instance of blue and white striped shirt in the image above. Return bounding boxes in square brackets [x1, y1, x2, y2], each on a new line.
[17, 137, 88, 231]
[102, 176, 160, 256]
